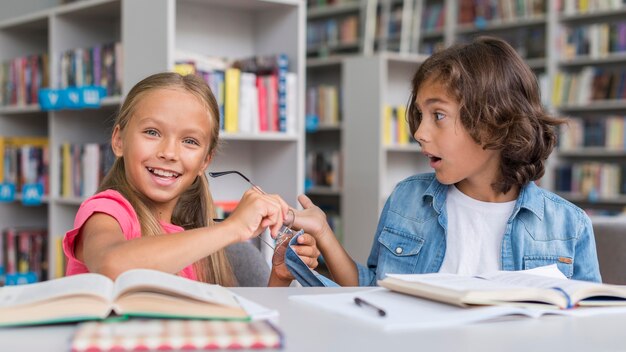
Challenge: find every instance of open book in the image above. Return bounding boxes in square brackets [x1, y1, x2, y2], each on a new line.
[0, 269, 248, 327]
[378, 266, 626, 310]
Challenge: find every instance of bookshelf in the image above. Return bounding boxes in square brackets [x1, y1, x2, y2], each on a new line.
[0, 0, 305, 282]
[410, 0, 626, 215]
[550, 1, 626, 215]
[342, 52, 428, 263]
[305, 0, 421, 247]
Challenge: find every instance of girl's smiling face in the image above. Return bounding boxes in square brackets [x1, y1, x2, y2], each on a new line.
[112, 88, 213, 219]
[413, 78, 503, 200]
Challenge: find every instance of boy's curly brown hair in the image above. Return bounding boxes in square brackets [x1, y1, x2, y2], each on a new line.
[407, 36, 565, 194]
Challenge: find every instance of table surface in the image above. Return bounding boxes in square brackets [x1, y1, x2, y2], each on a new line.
[1, 287, 625, 352]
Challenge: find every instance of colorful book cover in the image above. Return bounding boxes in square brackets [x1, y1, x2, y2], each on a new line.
[224, 67, 241, 133]
[71, 319, 283, 352]
[397, 105, 408, 145]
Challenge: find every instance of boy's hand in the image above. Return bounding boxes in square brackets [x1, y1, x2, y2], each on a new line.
[271, 233, 320, 282]
[292, 195, 334, 243]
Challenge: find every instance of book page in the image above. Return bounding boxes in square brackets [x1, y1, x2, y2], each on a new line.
[113, 269, 239, 308]
[479, 271, 595, 296]
[478, 270, 626, 304]
[0, 274, 114, 307]
[290, 288, 547, 332]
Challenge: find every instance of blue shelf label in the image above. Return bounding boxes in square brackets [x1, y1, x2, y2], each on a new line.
[0, 183, 16, 202]
[5, 272, 38, 285]
[64, 87, 81, 108]
[21, 183, 44, 206]
[306, 114, 319, 132]
[39, 86, 105, 111]
[39, 88, 63, 110]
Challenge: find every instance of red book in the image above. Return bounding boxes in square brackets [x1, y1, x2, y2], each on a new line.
[256, 76, 268, 131]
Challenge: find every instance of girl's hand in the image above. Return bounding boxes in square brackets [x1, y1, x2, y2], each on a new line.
[224, 188, 290, 242]
[271, 233, 320, 282]
[292, 194, 334, 243]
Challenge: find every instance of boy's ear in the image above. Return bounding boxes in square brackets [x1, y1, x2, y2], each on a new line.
[111, 125, 124, 157]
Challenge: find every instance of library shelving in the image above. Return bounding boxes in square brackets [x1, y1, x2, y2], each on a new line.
[306, 0, 422, 60]
[305, 57, 344, 242]
[305, 0, 423, 248]
[551, 1, 626, 215]
[342, 52, 428, 263]
[0, 0, 305, 283]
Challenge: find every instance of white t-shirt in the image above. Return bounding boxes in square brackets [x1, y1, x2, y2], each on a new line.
[438, 185, 516, 276]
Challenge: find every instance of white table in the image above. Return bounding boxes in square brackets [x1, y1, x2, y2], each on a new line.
[1, 287, 624, 351]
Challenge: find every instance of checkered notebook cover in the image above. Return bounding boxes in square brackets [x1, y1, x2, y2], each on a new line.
[71, 319, 283, 351]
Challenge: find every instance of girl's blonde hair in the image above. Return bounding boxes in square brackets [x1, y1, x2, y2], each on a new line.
[99, 72, 236, 286]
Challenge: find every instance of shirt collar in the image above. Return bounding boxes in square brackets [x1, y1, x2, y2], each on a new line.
[422, 175, 544, 220]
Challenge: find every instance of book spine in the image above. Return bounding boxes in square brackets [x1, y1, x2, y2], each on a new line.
[224, 68, 240, 133]
[276, 54, 288, 132]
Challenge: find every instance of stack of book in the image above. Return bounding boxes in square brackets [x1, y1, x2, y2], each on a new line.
[0, 269, 283, 350]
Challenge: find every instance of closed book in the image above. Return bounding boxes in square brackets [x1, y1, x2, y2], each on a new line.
[71, 319, 283, 352]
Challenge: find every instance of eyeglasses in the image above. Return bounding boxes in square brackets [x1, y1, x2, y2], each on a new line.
[209, 170, 303, 251]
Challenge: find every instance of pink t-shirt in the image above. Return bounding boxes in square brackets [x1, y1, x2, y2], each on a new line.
[63, 189, 197, 280]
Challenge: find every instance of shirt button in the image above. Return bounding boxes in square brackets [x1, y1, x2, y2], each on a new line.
[395, 247, 403, 254]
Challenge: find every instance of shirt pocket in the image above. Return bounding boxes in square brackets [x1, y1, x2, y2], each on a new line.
[377, 227, 425, 278]
[523, 255, 574, 279]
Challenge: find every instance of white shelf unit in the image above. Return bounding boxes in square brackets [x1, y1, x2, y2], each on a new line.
[0, 0, 305, 280]
[342, 53, 428, 263]
[305, 58, 344, 240]
[304, 0, 426, 248]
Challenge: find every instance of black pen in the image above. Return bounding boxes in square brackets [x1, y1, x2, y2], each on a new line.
[354, 296, 386, 317]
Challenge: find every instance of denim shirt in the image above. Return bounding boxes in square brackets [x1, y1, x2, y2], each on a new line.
[357, 173, 601, 285]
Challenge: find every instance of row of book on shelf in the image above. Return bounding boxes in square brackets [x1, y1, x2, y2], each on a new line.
[60, 142, 115, 199]
[0, 136, 49, 200]
[306, 84, 340, 129]
[307, 13, 359, 53]
[552, 67, 626, 106]
[559, 21, 626, 60]
[305, 150, 342, 191]
[554, 162, 626, 200]
[374, 3, 405, 41]
[383, 104, 414, 146]
[0, 41, 122, 109]
[421, 2, 445, 33]
[59, 42, 122, 98]
[558, 0, 626, 14]
[0, 54, 49, 107]
[457, 0, 546, 26]
[174, 51, 297, 135]
[0, 137, 120, 202]
[0, 227, 48, 286]
[559, 116, 626, 150]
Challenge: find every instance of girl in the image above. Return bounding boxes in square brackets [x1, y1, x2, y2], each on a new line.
[63, 72, 319, 287]
[293, 36, 601, 285]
